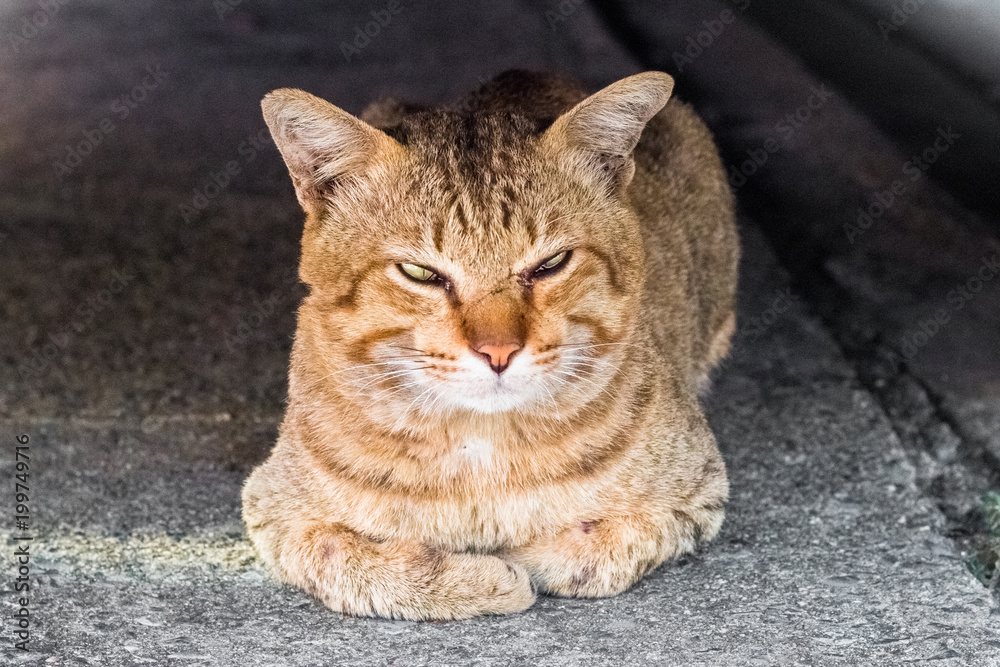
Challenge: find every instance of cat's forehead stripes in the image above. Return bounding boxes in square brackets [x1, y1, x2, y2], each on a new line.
[421, 178, 544, 259]
[393, 108, 613, 282]
[522, 201, 539, 244]
[432, 210, 448, 253]
[449, 192, 471, 235]
[399, 109, 551, 240]
[499, 185, 515, 230]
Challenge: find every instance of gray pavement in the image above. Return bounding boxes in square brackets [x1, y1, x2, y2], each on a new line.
[1, 1, 998, 665]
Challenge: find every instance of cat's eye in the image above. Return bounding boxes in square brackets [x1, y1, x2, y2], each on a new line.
[532, 250, 572, 277]
[399, 263, 442, 284]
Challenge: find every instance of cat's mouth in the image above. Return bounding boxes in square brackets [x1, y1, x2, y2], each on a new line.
[444, 373, 532, 414]
[404, 354, 539, 415]
[387, 344, 614, 416]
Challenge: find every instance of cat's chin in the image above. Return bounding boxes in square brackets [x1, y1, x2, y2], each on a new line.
[433, 378, 538, 415]
[445, 390, 532, 415]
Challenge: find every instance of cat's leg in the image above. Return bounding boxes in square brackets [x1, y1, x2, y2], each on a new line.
[249, 518, 535, 620]
[502, 502, 724, 598]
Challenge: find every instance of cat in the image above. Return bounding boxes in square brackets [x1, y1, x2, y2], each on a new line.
[241, 69, 739, 620]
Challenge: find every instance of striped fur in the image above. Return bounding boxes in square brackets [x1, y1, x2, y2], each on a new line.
[242, 70, 739, 620]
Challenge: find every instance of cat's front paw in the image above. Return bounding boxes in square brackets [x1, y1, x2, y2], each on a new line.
[437, 552, 536, 617]
[504, 508, 722, 598]
[267, 520, 536, 620]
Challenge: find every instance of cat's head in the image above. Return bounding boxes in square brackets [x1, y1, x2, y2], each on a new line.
[263, 72, 673, 418]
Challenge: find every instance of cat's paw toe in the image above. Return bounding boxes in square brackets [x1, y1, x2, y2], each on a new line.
[482, 559, 535, 614]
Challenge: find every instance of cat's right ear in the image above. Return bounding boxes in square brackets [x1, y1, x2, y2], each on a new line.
[262, 89, 405, 210]
[541, 72, 673, 194]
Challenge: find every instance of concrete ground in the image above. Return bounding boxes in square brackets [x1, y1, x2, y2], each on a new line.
[1, 1, 998, 665]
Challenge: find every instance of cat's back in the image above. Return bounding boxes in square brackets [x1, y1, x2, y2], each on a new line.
[632, 98, 739, 383]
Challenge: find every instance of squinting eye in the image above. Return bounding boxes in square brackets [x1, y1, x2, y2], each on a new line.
[534, 250, 571, 276]
[399, 263, 440, 283]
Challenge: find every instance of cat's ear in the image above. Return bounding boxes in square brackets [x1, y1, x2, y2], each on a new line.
[542, 71, 674, 193]
[262, 88, 405, 210]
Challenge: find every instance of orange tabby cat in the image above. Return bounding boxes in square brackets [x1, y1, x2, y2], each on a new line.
[242, 70, 738, 620]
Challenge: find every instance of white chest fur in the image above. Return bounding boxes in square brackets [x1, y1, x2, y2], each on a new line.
[456, 437, 492, 467]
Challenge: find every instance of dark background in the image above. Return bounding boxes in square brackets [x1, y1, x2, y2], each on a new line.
[1, 1, 998, 663]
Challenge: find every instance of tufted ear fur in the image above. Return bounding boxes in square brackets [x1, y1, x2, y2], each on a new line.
[542, 71, 674, 194]
[262, 88, 405, 210]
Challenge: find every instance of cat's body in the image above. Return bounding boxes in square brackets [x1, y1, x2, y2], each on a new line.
[242, 70, 738, 620]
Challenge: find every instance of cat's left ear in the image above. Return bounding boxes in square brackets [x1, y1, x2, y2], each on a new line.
[542, 71, 674, 194]
[262, 88, 406, 211]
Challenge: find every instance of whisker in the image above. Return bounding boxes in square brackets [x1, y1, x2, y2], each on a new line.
[347, 368, 424, 396]
[538, 377, 563, 409]
[564, 360, 623, 377]
[400, 384, 436, 420]
[296, 360, 411, 391]
[564, 357, 635, 389]
[549, 342, 644, 353]
[422, 384, 452, 418]
[360, 379, 427, 409]
[552, 368, 620, 403]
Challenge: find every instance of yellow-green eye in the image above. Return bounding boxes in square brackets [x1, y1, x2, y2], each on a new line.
[399, 263, 440, 283]
[534, 250, 571, 275]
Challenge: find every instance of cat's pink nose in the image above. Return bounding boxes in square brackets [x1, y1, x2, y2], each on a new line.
[474, 342, 522, 375]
